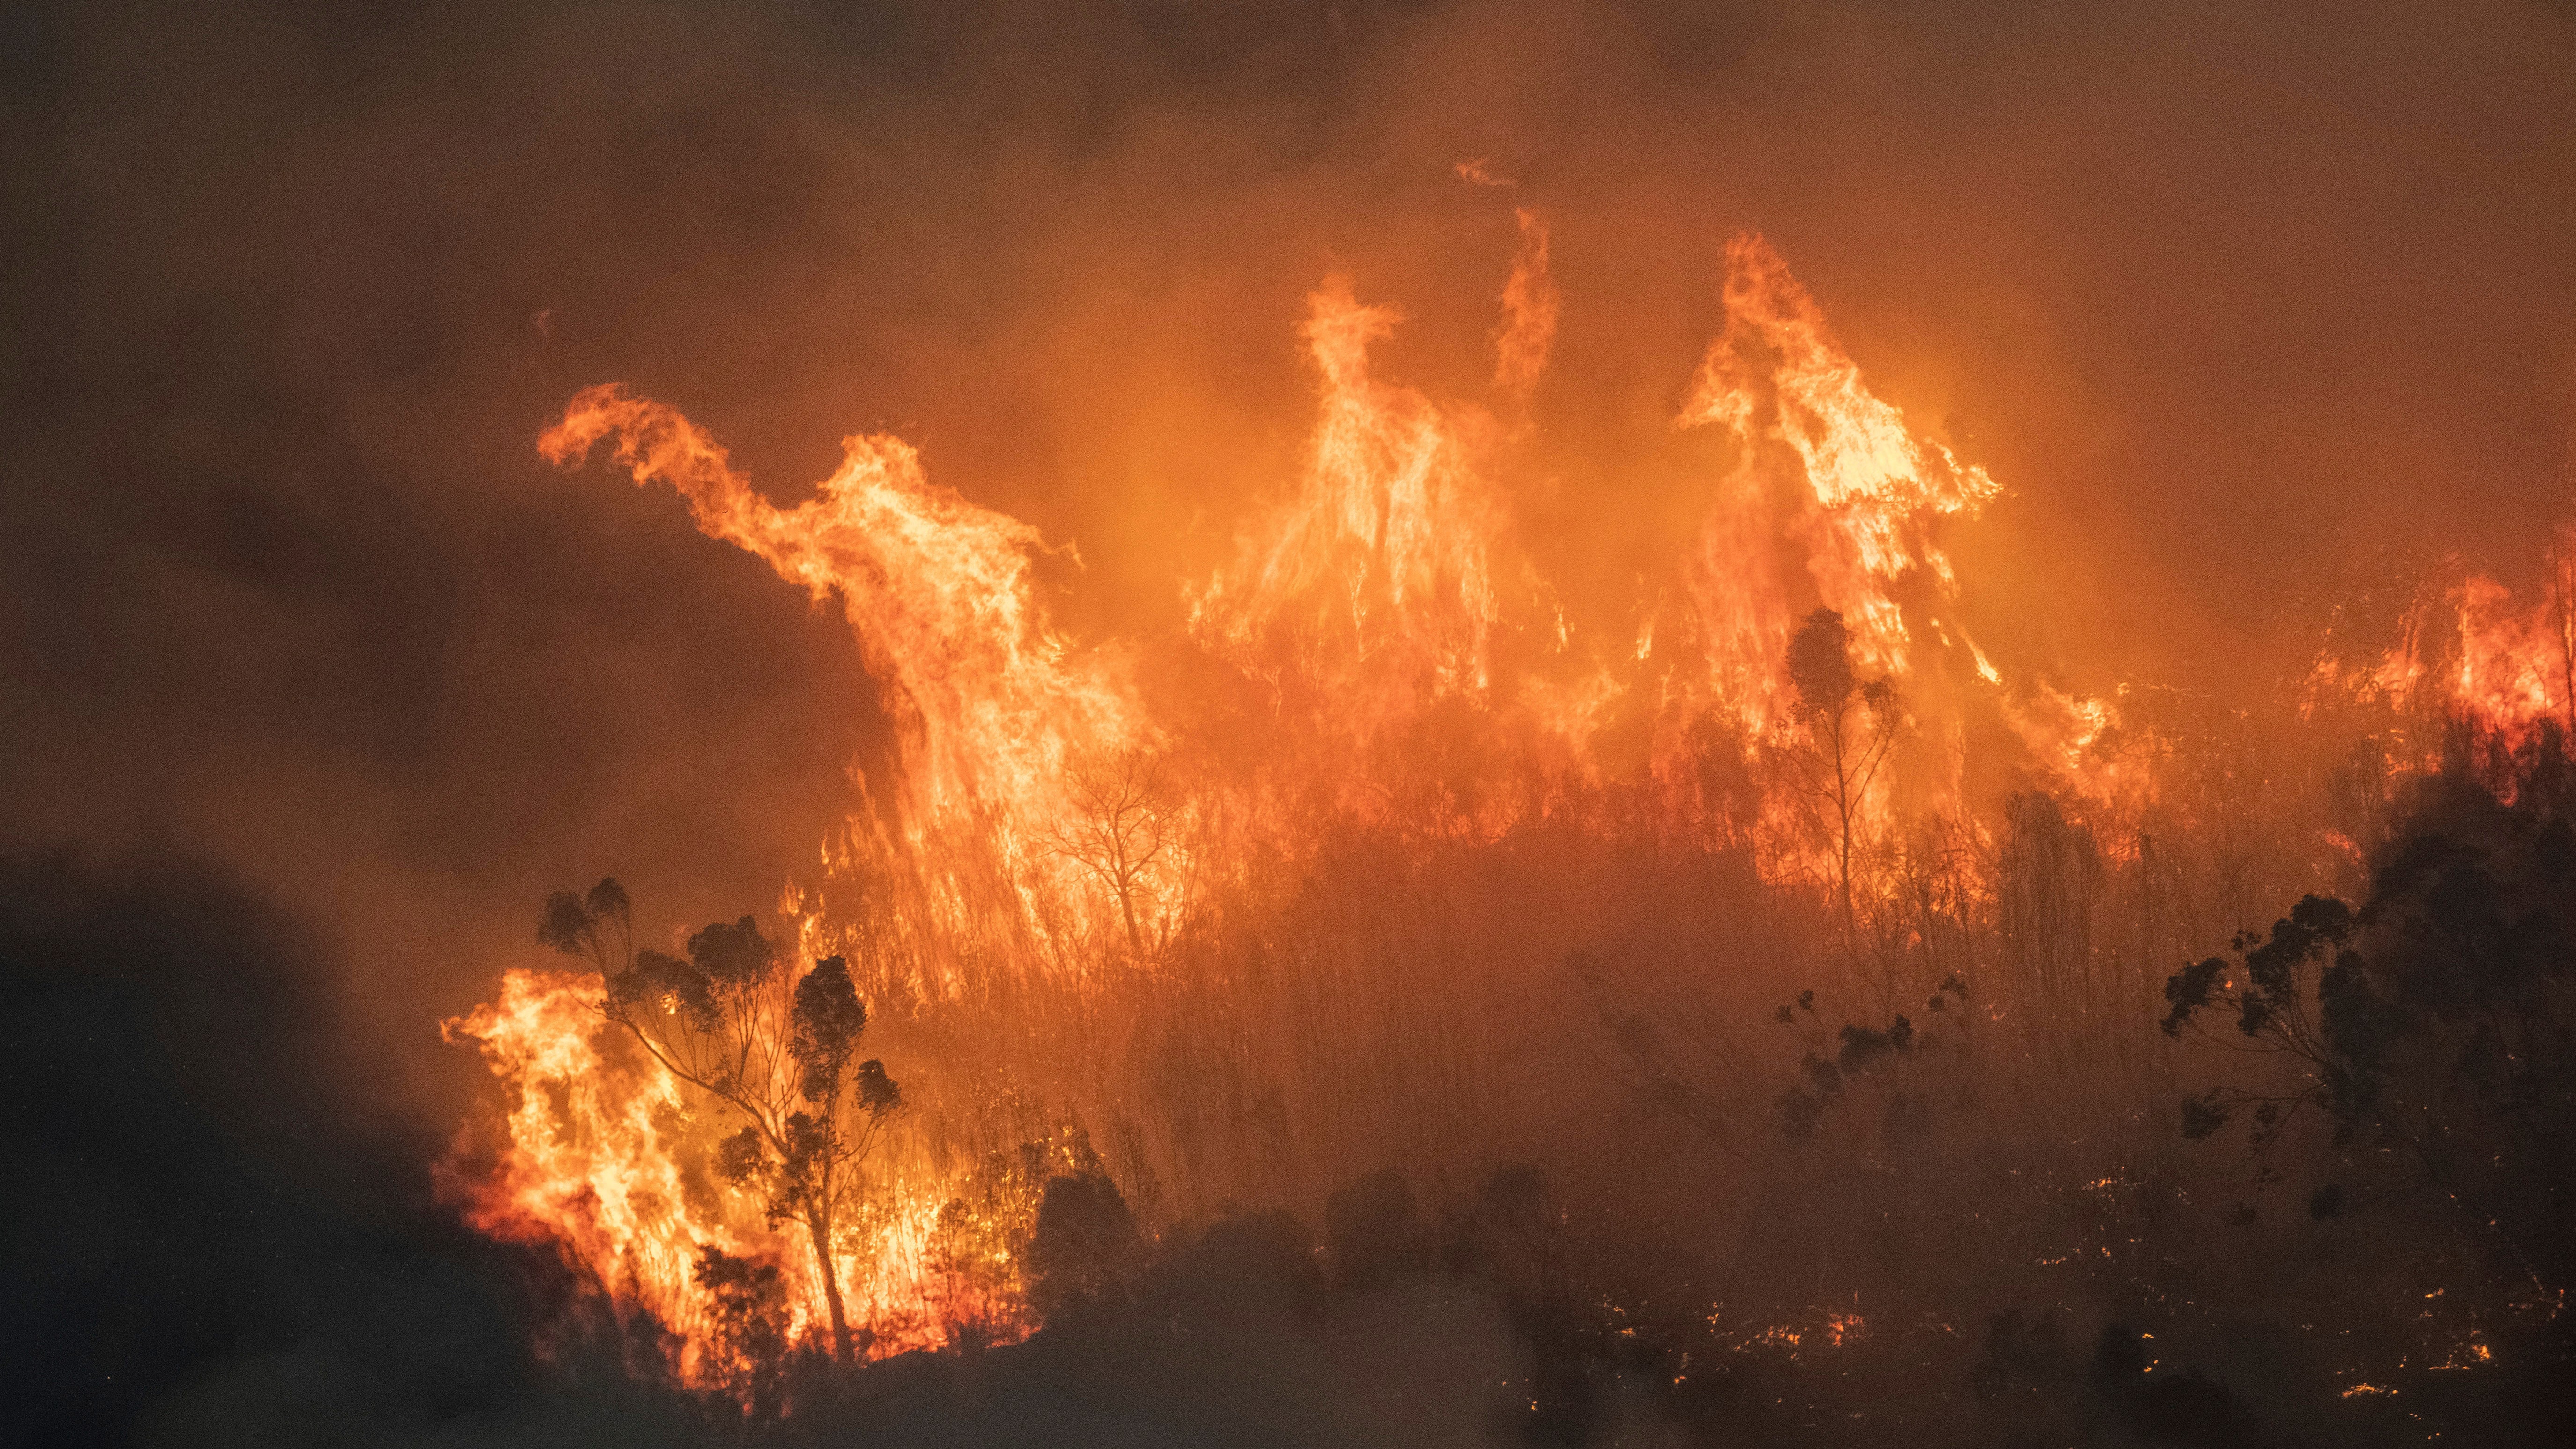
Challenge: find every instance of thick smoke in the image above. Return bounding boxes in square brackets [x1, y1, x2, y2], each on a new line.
[0, 852, 633, 1445]
[7, 0, 2573, 1008]
[5, 0, 2576, 1443]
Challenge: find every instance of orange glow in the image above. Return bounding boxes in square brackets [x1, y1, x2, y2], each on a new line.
[538, 386, 1147, 995]
[444, 222, 2576, 1374]
[1187, 253, 1533, 750]
[1673, 233, 1998, 715]
[443, 968, 1030, 1370]
[2308, 522, 2576, 784]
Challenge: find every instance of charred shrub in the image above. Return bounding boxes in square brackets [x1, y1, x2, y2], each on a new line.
[1023, 1168, 1141, 1322]
[691, 1246, 792, 1425]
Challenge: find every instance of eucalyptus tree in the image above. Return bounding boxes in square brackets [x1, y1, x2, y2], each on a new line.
[539, 879, 901, 1365]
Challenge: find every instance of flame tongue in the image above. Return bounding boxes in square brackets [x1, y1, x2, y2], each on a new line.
[540, 390, 1144, 856]
[1187, 221, 1550, 735]
[1674, 232, 1999, 730]
[451, 222, 2566, 1373]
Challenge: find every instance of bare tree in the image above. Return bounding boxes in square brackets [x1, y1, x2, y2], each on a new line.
[539, 880, 902, 1365]
[1996, 791, 2105, 1058]
[1045, 749, 1178, 959]
[1782, 608, 1907, 956]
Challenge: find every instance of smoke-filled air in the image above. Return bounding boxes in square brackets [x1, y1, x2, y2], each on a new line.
[8, 3, 2576, 1447]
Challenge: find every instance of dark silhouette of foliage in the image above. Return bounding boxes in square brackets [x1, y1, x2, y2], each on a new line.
[1769, 978, 1968, 1146]
[1996, 791, 2106, 1056]
[1159, 1207, 1328, 1318]
[1023, 1169, 1142, 1321]
[1325, 1169, 1430, 1293]
[1572, 953, 1762, 1148]
[691, 1246, 791, 1425]
[1439, 1164, 1556, 1286]
[1042, 747, 1183, 959]
[2161, 759, 2576, 1290]
[1782, 608, 1906, 954]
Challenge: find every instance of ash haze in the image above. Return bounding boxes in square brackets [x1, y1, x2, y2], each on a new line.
[4, 2, 2576, 1447]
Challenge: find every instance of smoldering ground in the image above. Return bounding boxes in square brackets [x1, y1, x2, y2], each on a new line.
[7, 1, 2576, 1445]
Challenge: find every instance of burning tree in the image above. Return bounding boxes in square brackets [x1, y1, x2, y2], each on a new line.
[538, 880, 903, 1365]
[400, 206, 2576, 1440]
[1044, 747, 1181, 960]
[1781, 607, 1906, 955]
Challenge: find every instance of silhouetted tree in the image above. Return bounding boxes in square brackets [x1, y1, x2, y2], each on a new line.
[1023, 1169, 1141, 1321]
[1572, 953, 1760, 1150]
[1044, 748, 1180, 959]
[1440, 1164, 1567, 1336]
[1782, 608, 1905, 955]
[1325, 1169, 1430, 1293]
[1150, 1207, 1326, 1321]
[691, 1245, 790, 1423]
[1769, 978, 1968, 1148]
[1996, 791, 2105, 1055]
[2161, 763, 2576, 1291]
[540, 880, 902, 1364]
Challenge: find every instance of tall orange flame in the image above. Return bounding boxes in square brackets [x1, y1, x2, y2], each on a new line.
[538, 389, 1145, 991]
[1670, 232, 1999, 730]
[450, 220, 2570, 1375]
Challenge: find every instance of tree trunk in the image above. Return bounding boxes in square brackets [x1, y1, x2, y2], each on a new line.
[1118, 879, 1144, 958]
[803, 1206, 853, 1365]
[1833, 715, 1859, 963]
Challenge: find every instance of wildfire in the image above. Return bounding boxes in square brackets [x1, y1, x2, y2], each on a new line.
[2307, 523, 2576, 783]
[441, 969, 724, 1349]
[443, 966, 1033, 1370]
[1671, 232, 1999, 721]
[443, 212, 2576, 1377]
[537, 386, 1147, 996]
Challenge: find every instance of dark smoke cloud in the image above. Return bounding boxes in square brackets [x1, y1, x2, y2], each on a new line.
[0, 851, 661, 1445]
